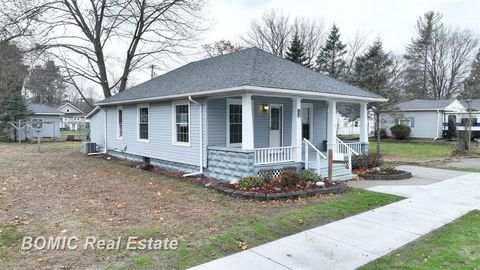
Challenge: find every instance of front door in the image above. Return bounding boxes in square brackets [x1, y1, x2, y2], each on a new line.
[269, 105, 283, 147]
[301, 103, 313, 141]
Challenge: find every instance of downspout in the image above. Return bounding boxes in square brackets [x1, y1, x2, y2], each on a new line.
[103, 107, 108, 153]
[183, 96, 204, 177]
[433, 109, 440, 140]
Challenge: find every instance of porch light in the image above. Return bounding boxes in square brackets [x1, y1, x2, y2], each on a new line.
[262, 104, 270, 112]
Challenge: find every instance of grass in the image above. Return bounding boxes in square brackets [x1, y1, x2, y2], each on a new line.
[369, 141, 455, 161]
[361, 210, 480, 270]
[0, 142, 401, 269]
[164, 188, 402, 269]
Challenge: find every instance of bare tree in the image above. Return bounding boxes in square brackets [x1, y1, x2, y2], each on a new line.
[0, 0, 44, 45]
[17, 0, 205, 98]
[293, 18, 324, 67]
[242, 9, 291, 57]
[344, 31, 367, 75]
[202, 40, 243, 58]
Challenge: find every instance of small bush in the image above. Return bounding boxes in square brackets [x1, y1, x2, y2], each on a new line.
[279, 171, 302, 188]
[352, 154, 383, 170]
[390, 124, 411, 140]
[300, 169, 321, 182]
[237, 176, 265, 190]
[379, 128, 388, 139]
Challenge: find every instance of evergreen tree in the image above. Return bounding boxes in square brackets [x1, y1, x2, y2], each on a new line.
[350, 39, 397, 154]
[462, 49, 480, 99]
[0, 42, 27, 104]
[0, 91, 29, 122]
[315, 24, 347, 78]
[285, 31, 309, 67]
[25, 60, 66, 106]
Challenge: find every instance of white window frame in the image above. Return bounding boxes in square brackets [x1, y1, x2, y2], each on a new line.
[172, 101, 191, 146]
[117, 106, 123, 140]
[399, 118, 412, 127]
[137, 104, 150, 142]
[226, 98, 242, 148]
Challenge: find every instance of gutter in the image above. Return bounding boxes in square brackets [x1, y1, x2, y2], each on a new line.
[183, 96, 204, 177]
[433, 109, 441, 140]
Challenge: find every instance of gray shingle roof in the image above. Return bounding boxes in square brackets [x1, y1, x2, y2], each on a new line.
[461, 99, 480, 111]
[394, 99, 458, 111]
[98, 47, 384, 105]
[28, 103, 64, 115]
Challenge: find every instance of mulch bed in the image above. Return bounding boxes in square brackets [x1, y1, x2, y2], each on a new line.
[128, 159, 348, 201]
[358, 169, 412, 181]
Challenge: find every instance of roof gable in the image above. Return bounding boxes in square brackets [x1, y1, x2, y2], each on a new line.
[98, 47, 384, 105]
[58, 103, 84, 114]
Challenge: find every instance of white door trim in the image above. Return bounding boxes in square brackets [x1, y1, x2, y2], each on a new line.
[301, 103, 314, 141]
[269, 104, 284, 147]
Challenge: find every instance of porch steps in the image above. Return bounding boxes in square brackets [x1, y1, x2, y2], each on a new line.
[307, 161, 353, 181]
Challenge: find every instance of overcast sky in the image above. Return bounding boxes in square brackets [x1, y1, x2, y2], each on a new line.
[98, 0, 480, 98]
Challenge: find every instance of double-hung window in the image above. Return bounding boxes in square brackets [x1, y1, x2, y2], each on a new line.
[227, 99, 242, 146]
[174, 103, 190, 145]
[138, 105, 149, 141]
[117, 107, 123, 139]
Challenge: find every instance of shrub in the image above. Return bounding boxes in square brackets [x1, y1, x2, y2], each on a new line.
[390, 124, 411, 140]
[237, 176, 265, 190]
[352, 153, 383, 170]
[300, 169, 321, 182]
[279, 171, 302, 188]
[379, 128, 388, 139]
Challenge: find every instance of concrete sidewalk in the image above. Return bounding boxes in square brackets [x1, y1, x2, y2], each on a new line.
[189, 167, 480, 270]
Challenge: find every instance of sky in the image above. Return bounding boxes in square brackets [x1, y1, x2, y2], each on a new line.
[92, 0, 480, 98]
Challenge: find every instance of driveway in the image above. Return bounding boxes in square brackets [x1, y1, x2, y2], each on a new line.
[189, 166, 480, 270]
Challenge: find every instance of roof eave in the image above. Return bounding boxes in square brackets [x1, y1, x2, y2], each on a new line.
[96, 86, 387, 106]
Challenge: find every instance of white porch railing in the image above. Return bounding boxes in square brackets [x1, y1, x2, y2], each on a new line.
[336, 138, 361, 156]
[254, 146, 296, 165]
[303, 138, 326, 174]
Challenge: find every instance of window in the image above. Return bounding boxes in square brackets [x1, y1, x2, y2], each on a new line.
[138, 106, 149, 140]
[117, 107, 123, 138]
[227, 100, 242, 146]
[174, 103, 189, 144]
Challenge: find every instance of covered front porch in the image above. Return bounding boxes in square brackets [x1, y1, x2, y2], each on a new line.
[203, 92, 370, 181]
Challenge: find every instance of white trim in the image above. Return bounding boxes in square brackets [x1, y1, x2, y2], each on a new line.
[137, 103, 150, 142]
[269, 104, 284, 147]
[96, 85, 387, 106]
[172, 100, 191, 146]
[226, 98, 242, 148]
[301, 103, 314, 141]
[117, 106, 123, 140]
[86, 106, 101, 118]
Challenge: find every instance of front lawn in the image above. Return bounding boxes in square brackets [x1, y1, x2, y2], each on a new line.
[0, 142, 401, 269]
[369, 141, 455, 162]
[361, 210, 480, 270]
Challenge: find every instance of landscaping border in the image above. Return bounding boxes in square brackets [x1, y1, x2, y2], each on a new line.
[359, 170, 412, 180]
[207, 182, 349, 201]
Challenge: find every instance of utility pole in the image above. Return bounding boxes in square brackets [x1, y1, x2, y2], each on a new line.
[150, 64, 156, 79]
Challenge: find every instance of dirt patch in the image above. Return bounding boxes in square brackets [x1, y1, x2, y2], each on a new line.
[0, 142, 347, 269]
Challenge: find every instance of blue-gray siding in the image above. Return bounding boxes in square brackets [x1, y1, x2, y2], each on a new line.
[102, 101, 203, 167]
[89, 111, 105, 149]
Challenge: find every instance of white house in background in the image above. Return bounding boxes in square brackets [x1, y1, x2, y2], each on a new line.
[57, 102, 88, 131]
[336, 112, 375, 136]
[87, 47, 386, 182]
[381, 99, 467, 139]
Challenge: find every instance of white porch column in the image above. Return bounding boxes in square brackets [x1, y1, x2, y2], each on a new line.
[242, 93, 254, 150]
[359, 102, 369, 154]
[291, 97, 302, 162]
[327, 100, 337, 152]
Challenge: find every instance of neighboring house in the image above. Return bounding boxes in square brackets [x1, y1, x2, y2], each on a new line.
[58, 102, 88, 131]
[381, 99, 467, 139]
[87, 47, 385, 182]
[336, 112, 375, 136]
[9, 103, 64, 141]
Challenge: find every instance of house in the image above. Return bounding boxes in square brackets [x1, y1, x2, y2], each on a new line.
[9, 103, 64, 141]
[381, 99, 467, 139]
[57, 102, 88, 131]
[336, 112, 375, 136]
[87, 47, 386, 182]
